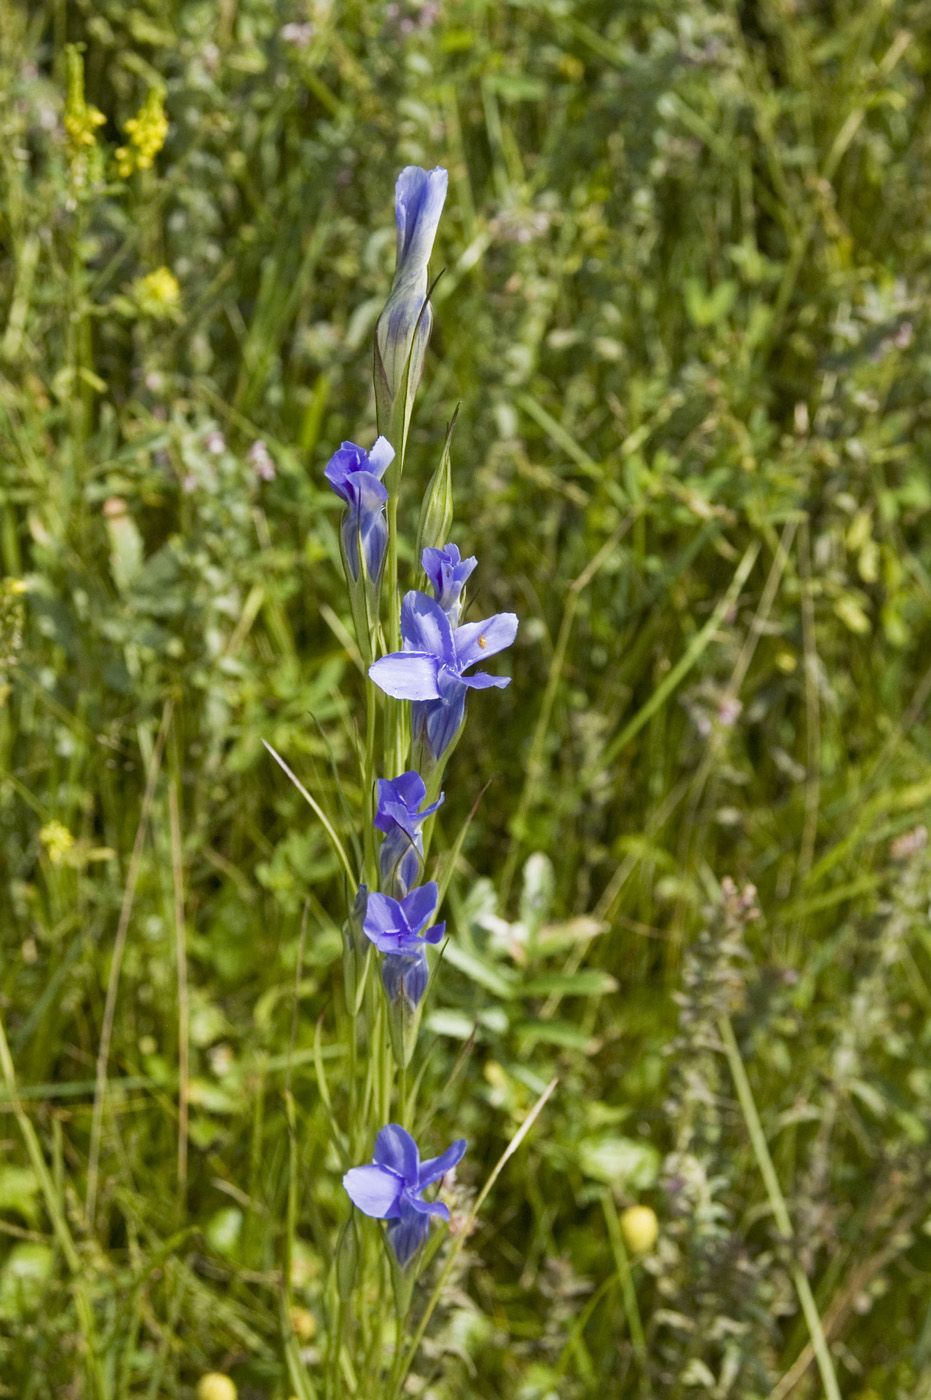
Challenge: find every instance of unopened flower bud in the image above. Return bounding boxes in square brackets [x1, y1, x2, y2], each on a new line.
[374, 166, 447, 444]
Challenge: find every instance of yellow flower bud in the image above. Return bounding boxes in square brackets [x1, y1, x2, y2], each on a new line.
[619, 1204, 658, 1256]
[196, 1376, 237, 1400]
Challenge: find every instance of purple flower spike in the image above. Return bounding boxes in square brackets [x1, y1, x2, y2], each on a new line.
[343, 1124, 466, 1266]
[363, 881, 445, 956]
[324, 437, 395, 582]
[375, 771, 444, 897]
[422, 543, 477, 624]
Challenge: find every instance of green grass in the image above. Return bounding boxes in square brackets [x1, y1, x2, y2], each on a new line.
[2, 0, 931, 1395]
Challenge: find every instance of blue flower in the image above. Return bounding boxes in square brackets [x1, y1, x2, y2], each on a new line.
[375, 167, 448, 421]
[422, 543, 477, 624]
[343, 1123, 466, 1266]
[368, 590, 518, 762]
[363, 881, 445, 956]
[324, 437, 394, 583]
[375, 771, 444, 897]
[381, 949, 429, 1009]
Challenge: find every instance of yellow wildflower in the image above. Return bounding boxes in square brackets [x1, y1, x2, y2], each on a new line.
[131, 267, 181, 320]
[117, 89, 168, 178]
[64, 46, 105, 179]
[40, 821, 75, 867]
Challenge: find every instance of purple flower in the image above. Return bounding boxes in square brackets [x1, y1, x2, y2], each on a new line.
[343, 1124, 466, 1266]
[375, 167, 448, 419]
[382, 949, 429, 1009]
[324, 437, 394, 582]
[369, 590, 517, 761]
[375, 771, 443, 897]
[422, 543, 477, 624]
[363, 881, 445, 956]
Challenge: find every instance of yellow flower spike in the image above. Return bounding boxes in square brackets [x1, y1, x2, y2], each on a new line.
[196, 1376, 237, 1400]
[119, 88, 168, 177]
[619, 1204, 659, 1256]
[63, 45, 106, 178]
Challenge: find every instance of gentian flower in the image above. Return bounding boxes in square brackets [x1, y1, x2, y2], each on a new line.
[324, 437, 394, 583]
[363, 880, 445, 956]
[375, 770, 444, 897]
[343, 1123, 466, 1266]
[375, 167, 448, 427]
[422, 543, 477, 624]
[368, 590, 518, 762]
[381, 949, 429, 1010]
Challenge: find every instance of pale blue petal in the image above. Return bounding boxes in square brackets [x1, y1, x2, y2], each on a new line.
[343, 1164, 403, 1219]
[369, 652, 440, 701]
[454, 613, 519, 670]
[366, 436, 395, 479]
[457, 672, 510, 690]
[405, 1192, 449, 1219]
[418, 1138, 467, 1188]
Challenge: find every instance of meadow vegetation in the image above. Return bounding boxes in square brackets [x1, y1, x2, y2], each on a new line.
[2, 1, 931, 1396]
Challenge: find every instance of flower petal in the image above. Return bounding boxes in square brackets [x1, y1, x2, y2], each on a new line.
[400, 591, 455, 662]
[418, 1137, 467, 1188]
[454, 612, 519, 671]
[457, 671, 510, 691]
[395, 166, 448, 273]
[366, 435, 395, 479]
[323, 442, 365, 494]
[369, 652, 440, 701]
[401, 881, 438, 935]
[364, 891, 404, 939]
[343, 1164, 403, 1219]
[405, 1191, 449, 1219]
[374, 1124, 419, 1183]
[386, 1204, 430, 1267]
[421, 920, 445, 945]
[397, 770, 428, 809]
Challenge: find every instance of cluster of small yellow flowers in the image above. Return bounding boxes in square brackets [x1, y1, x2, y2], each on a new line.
[39, 820, 75, 866]
[116, 89, 168, 178]
[64, 45, 106, 177]
[130, 266, 181, 320]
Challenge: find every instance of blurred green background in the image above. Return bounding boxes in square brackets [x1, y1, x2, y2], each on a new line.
[2, 1, 931, 1395]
